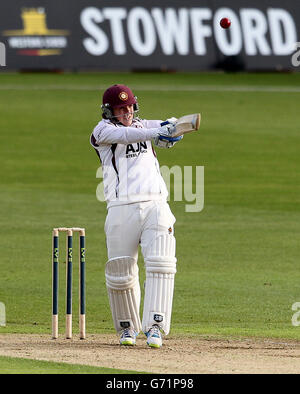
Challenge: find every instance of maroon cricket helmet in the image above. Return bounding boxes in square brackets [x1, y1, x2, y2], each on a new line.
[101, 84, 139, 119]
[102, 84, 137, 108]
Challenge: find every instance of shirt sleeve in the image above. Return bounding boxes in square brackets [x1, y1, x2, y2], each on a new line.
[92, 121, 159, 145]
[140, 119, 162, 129]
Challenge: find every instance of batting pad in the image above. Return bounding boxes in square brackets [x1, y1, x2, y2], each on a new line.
[142, 234, 177, 335]
[105, 256, 142, 334]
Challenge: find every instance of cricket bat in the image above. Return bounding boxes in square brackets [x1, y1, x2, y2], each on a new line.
[173, 113, 201, 137]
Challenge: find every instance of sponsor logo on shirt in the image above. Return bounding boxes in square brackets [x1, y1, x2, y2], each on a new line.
[125, 142, 148, 158]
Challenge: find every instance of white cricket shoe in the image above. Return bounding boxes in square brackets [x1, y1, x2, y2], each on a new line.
[119, 328, 137, 346]
[146, 325, 163, 348]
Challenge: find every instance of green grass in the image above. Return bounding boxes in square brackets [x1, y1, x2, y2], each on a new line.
[0, 71, 300, 345]
[0, 355, 142, 374]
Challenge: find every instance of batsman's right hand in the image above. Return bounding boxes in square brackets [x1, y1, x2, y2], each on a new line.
[153, 134, 183, 149]
[153, 120, 183, 148]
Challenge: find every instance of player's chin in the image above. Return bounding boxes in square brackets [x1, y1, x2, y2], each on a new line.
[122, 118, 133, 127]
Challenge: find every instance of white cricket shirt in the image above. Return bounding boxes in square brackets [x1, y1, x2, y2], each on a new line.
[90, 118, 168, 208]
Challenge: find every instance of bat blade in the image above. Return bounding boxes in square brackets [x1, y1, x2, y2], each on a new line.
[173, 113, 201, 137]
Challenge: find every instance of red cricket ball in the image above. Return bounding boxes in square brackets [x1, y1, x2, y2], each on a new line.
[220, 18, 231, 29]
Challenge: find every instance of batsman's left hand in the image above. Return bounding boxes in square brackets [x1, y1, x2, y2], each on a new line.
[165, 117, 177, 125]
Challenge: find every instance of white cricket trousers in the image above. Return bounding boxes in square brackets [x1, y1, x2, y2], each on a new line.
[105, 200, 176, 259]
[104, 200, 177, 335]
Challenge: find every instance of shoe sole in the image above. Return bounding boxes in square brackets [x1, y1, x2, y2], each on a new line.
[120, 340, 136, 346]
[147, 342, 162, 348]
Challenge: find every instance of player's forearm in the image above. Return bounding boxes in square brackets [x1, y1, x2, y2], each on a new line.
[96, 127, 159, 145]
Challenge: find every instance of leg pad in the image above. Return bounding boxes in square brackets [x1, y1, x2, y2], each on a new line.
[142, 234, 176, 335]
[106, 256, 142, 333]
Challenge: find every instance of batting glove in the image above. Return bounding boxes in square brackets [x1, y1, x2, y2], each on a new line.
[153, 134, 183, 149]
[152, 119, 181, 148]
[165, 117, 178, 125]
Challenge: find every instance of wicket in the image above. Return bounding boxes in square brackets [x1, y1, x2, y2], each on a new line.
[52, 227, 86, 339]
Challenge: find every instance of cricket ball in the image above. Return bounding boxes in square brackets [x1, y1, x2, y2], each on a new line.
[220, 18, 231, 29]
